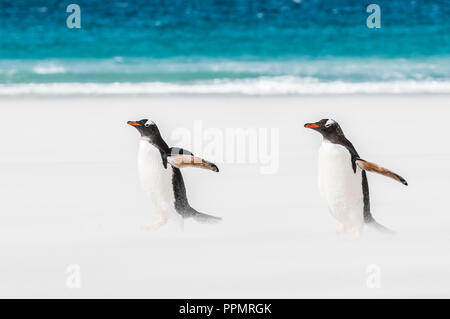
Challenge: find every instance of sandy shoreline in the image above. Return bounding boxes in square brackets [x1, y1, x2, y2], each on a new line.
[0, 94, 449, 297]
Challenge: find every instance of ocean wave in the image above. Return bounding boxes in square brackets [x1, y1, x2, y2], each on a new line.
[32, 64, 66, 75]
[0, 77, 449, 95]
[0, 57, 449, 83]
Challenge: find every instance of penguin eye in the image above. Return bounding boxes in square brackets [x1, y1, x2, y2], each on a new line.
[325, 119, 335, 128]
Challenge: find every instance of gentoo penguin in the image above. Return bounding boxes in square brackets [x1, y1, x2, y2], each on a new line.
[127, 119, 221, 229]
[304, 119, 407, 234]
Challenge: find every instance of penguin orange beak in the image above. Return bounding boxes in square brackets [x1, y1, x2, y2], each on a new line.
[304, 123, 320, 129]
[127, 121, 141, 127]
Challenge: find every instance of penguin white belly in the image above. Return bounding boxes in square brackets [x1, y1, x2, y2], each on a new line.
[137, 140, 178, 218]
[318, 141, 364, 229]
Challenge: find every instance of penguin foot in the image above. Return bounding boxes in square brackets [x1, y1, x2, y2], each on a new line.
[336, 224, 362, 239]
[336, 224, 346, 233]
[142, 217, 168, 231]
[352, 228, 362, 239]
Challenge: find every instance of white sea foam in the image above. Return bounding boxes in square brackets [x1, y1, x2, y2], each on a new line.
[1, 57, 449, 79]
[0, 77, 450, 95]
[32, 64, 66, 74]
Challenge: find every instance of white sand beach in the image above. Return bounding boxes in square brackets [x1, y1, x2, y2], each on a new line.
[0, 94, 449, 298]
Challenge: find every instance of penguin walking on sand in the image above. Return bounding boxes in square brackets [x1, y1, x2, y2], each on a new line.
[128, 119, 221, 229]
[304, 119, 407, 234]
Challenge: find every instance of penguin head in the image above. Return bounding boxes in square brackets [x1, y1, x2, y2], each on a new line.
[128, 119, 170, 152]
[304, 119, 344, 138]
[127, 119, 160, 139]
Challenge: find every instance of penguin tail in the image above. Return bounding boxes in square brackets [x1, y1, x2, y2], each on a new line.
[365, 216, 395, 235]
[188, 208, 222, 224]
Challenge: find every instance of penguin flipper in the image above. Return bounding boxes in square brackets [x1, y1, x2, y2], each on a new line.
[167, 154, 219, 172]
[355, 159, 408, 186]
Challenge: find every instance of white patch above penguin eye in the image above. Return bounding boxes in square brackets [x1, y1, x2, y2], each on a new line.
[325, 119, 336, 128]
[144, 120, 155, 127]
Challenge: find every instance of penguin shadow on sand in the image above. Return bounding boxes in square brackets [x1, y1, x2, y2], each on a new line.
[304, 119, 408, 238]
[127, 118, 221, 231]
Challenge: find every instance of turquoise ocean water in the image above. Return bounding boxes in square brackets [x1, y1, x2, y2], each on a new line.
[0, 0, 449, 94]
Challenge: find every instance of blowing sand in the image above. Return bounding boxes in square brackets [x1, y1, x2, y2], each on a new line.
[0, 94, 449, 298]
